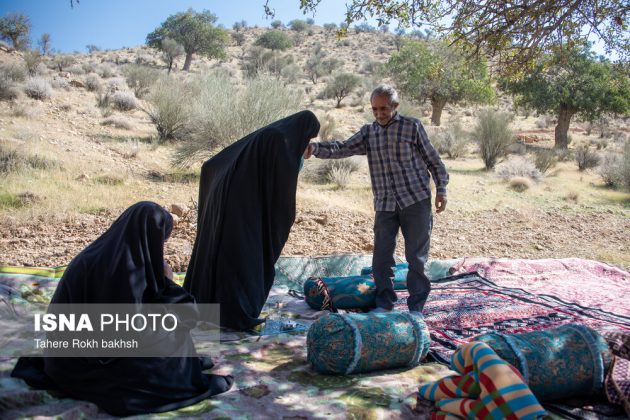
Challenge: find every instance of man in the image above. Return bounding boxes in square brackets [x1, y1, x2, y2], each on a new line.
[304, 84, 448, 314]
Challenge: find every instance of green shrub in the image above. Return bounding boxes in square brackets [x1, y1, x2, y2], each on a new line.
[280, 63, 300, 83]
[472, 109, 514, 170]
[23, 50, 42, 76]
[323, 23, 337, 33]
[0, 75, 18, 100]
[254, 30, 292, 51]
[310, 158, 362, 187]
[231, 32, 245, 46]
[318, 114, 336, 140]
[288, 19, 307, 32]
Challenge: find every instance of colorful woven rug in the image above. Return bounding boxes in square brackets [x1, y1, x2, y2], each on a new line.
[450, 258, 630, 316]
[394, 273, 630, 364]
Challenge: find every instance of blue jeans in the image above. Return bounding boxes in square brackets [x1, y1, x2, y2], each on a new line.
[372, 199, 433, 312]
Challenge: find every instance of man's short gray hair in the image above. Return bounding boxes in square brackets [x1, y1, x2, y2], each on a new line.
[371, 84, 399, 106]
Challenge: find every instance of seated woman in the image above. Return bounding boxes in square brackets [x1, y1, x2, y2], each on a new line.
[11, 201, 233, 416]
[184, 110, 320, 331]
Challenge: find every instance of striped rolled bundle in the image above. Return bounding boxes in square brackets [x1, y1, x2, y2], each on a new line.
[307, 311, 430, 374]
[475, 324, 613, 401]
[303, 268, 407, 311]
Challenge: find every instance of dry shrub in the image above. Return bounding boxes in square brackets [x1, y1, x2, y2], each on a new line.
[1, 146, 59, 174]
[432, 120, 468, 159]
[495, 156, 542, 182]
[575, 145, 600, 171]
[508, 176, 532, 192]
[472, 109, 515, 170]
[24, 78, 53, 100]
[564, 191, 580, 202]
[533, 149, 557, 174]
[110, 91, 137, 111]
[101, 117, 133, 130]
[84, 73, 101, 91]
[318, 113, 336, 140]
[328, 164, 352, 188]
[95, 174, 125, 185]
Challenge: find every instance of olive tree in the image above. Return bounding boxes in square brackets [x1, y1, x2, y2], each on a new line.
[387, 39, 495, 125]
[505, 45, 630, 149]
[146, 9, 229, 71]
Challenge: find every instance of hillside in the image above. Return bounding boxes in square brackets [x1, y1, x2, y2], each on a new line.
[1, 25, 629, 271]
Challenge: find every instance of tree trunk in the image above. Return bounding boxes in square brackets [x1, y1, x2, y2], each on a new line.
[554, 104, 575, 149]
[183, 52, 193, 71]
[430, 98, 447, 126]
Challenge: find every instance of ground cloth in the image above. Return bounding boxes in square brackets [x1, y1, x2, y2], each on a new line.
[1, 256, 629, 418]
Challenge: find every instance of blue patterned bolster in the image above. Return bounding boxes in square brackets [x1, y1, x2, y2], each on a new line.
[307, 311, 430, 374]
[303, 273, 407, 311]
[360, 262, 409, 279]
[474, 324, 613, 401]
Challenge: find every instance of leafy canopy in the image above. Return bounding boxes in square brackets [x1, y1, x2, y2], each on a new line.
[387, 40, 495, 107]
[146, 9, 228, 59]
[504, 45, 630, 123]
[281, 0, 630, 70]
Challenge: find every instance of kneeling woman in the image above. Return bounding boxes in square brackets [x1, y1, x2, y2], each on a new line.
[12, 201, 233, 416]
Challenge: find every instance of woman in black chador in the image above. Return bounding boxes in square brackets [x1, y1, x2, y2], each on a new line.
[11, 201, 233, 416]
[184, 111, 320, 331]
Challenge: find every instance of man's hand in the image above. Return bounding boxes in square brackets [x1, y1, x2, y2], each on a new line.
[435, 194, 447, 213]
[303, 143, 314, 159]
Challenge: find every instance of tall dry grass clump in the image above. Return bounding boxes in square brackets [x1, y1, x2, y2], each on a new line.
[173, 73, 302, 165]
[598, 140, 630, 190]
[432, 119, 468, 159]
[575, 144, 601, 171]
[472, 109, 514, 170]
[143, 76, 192, 142]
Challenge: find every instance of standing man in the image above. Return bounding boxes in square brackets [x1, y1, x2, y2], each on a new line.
[304, 84, 449, 314]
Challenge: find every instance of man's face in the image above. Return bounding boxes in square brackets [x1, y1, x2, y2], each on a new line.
[371, 95, 398, 126]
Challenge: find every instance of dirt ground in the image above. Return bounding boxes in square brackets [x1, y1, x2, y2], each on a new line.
[1, 198, 628, 272]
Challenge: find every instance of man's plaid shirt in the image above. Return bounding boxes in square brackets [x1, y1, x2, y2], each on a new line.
[312, 112, 449, 212]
